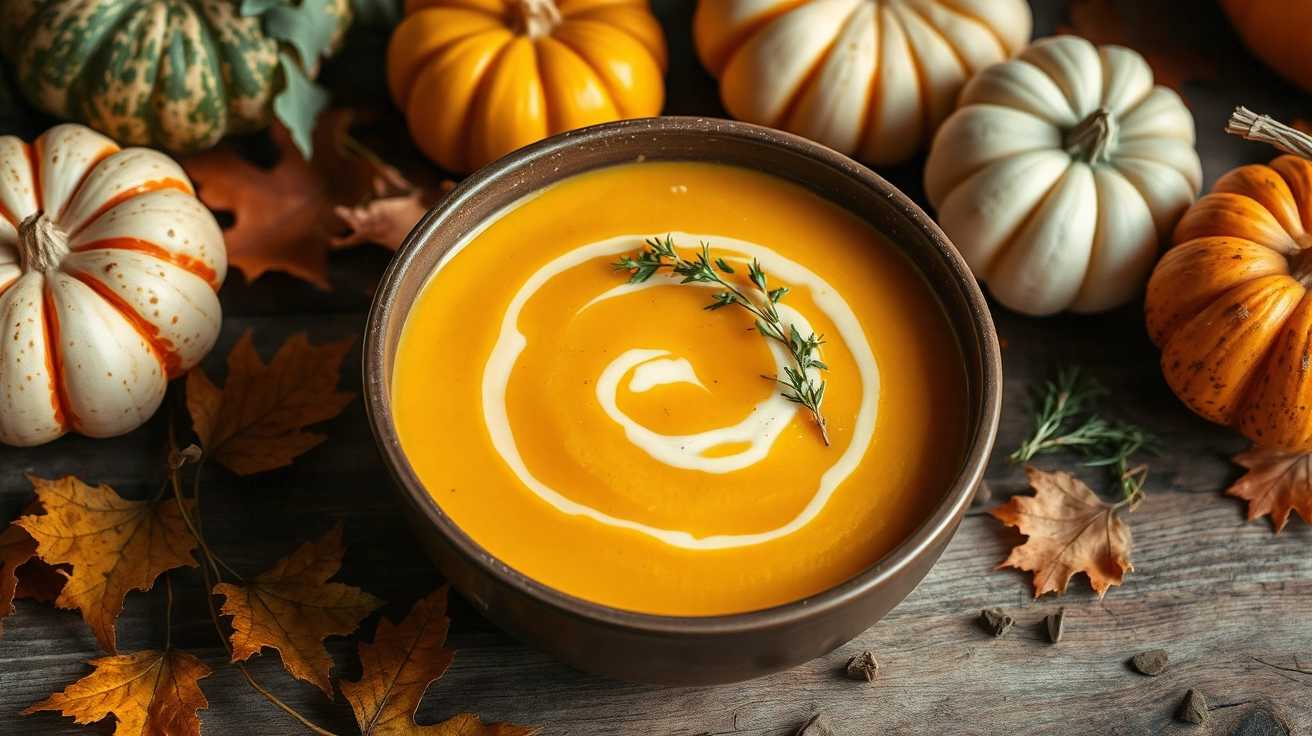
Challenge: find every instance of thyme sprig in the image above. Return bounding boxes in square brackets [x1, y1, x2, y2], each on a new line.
[1009, 364, 1161, 499]
[614, 234, 831, 445]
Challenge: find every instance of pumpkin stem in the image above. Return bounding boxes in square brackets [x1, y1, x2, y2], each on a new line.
[1064, 107, 1118, 165]
[516, 0, 562, 39]
[16, 211, 69, 273]
[1227, 106, 1312, 161]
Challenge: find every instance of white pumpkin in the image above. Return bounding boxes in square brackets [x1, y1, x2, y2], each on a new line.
[694, 0, 1032, 165]
[925, 35, 1203, 316]
[0, 123, 226, 446]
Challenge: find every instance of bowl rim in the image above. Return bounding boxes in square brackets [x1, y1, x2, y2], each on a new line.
[364, 116, 1002, 636]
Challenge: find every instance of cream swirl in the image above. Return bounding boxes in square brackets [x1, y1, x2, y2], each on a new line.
[481, 233, 879, 549]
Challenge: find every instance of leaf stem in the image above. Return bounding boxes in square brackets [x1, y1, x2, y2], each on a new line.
[233, 662, 343, 736]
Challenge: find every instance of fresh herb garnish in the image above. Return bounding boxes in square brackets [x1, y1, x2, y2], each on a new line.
[614, 234, 831, 446]
[1009, 364, 1161, 499]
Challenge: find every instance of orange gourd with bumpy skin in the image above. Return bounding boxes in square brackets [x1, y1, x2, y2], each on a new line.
[1146, 110, 1312, 454]
[386, 0, 667, 175]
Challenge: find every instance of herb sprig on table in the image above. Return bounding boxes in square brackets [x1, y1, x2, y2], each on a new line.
[614, 235, 831, 445]
[1009, 364, 1161, 499]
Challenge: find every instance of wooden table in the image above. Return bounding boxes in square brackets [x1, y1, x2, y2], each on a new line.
[3, 1, 1311, 734]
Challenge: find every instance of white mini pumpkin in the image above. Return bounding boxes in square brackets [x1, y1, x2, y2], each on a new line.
[694, 0, 1032, 165]
[0, 123, 226, 446]
[925, 35, 1202, 316]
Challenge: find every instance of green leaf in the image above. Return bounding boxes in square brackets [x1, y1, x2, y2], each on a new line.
[240, 0, 285, 15]
[273, 53, 329, 159]
[257, 0, 342, 66]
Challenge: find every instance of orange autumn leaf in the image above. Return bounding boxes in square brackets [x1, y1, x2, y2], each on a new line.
[1226, 445, 1312, 532]
[15, 477, 198, 654]
[180, 114, 376, 289]
[187, 330, 355, 475]
[342, 587, 540, 736]
[990, 466, 1135, 599]
[215, 523, 384, 697]
[0, 500, 41, 637]
[24, 648, 210, 736]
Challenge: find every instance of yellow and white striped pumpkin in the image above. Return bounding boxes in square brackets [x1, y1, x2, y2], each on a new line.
[0, 124, 226, 446]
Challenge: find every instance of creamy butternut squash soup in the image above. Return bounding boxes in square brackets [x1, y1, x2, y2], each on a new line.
[392, 161, 967, 616]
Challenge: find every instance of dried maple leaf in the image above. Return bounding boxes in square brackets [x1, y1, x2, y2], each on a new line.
[1226, 445, 1312, 532]
[24, 648, 210, 736]
[187, 330, 355, 475]
[1060, 0, 1223, 100]
[15, 476, 198, 654]
[332, 161, 454, 250]
[990, 466, 1135, 598]
[215, 522, 383, 697]
[180, 112, 376, 288]
[0, 500, 41, 637]
[342, 587, 539, 736]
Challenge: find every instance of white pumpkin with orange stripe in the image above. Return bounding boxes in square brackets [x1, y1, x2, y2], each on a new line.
[0, 123, 226, 446]
[387, 0, 667, 175]
[693, 0, 1032, 165]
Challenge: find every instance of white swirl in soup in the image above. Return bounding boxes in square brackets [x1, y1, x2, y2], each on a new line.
[483, 234, 880, 549]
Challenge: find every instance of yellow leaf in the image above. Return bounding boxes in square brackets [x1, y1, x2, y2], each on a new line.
[215, 522, 384, 696]
[990, 466, 1134, 598]
[15, 476, 198, 654]
[187, 330, 355, 475]
[341, 587, 539, 736]
[24, 648, 210, 736]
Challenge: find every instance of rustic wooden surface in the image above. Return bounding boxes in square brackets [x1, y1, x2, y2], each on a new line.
[3, 1, 1312, 734]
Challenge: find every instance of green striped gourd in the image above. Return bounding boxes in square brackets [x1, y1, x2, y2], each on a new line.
[0, 0, 351, 152]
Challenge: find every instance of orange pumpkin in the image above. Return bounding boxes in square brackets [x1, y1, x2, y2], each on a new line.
[1145, 111, 1312, 453]
[387, 0, 667, 175]
[1220, 0, 1312, 94]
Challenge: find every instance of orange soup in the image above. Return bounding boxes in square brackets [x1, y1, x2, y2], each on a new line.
[392, 161, 967, 616]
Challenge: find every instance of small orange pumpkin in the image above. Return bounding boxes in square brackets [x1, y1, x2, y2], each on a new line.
[1220, 0, 1312, 94]
[387, 0, 667, 175]
[1146, 109, 1312, 453]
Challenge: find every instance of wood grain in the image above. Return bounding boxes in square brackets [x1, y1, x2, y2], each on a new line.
[3, 1, 1312, 734]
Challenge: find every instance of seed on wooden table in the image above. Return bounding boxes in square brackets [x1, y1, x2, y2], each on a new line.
[980, 608, 1014, 637]
[796, 712, 836, 736]
[972, 480, 992, 507]
[1131, 649, 1169, 676]
[1045, 608, 1065, 643]
[845, 651, 878, 681]
[1176, 688, 1209, 724]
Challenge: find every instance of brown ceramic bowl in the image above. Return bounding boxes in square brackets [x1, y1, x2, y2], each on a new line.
[364, 117, 1001, 686]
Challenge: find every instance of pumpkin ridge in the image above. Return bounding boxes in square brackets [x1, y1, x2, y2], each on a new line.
[979, 159, 1073, 281]
[49, 143, 122, 229]
[69, 178, 194, 240]
[25, 141, 42, 212]
[66, 269, 181, 379]
[887, 4, 942, 147]
[69, 237, 219, 289]
[549, 18, 659, 114]
[40, 286, 75, 433]
[929, 0, 1015, 57]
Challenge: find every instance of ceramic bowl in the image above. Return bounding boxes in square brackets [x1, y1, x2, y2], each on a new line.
[364, 117, 1002, 686]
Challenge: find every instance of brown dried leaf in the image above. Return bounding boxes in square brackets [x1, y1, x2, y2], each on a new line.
[341, 587, 540, 736]
[15, 477, 198, 654]
[187, 330, 355, 475]
[180, 114, 376, 289]
[331, 174, 453, 251]
[24, 648, 210, 736]
[0, 500, 41, 637]
[990, 466, 1134, 598]
[1226, 445, 1312, 532]
[215, 523, 383, 697]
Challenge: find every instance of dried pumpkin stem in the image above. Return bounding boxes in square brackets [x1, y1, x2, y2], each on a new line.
[16, 211, 69, 273]
[1064, 107, 1118, 165]
[518, 0, 562, 39]
[1226, 106, 1312, 160]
